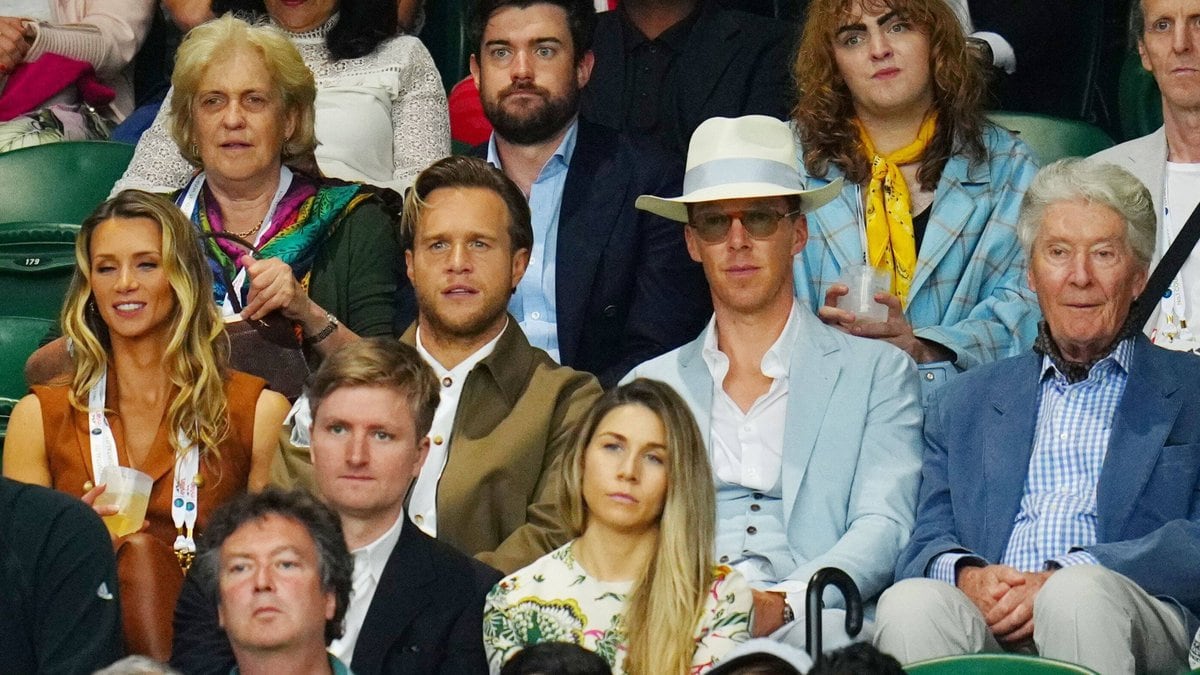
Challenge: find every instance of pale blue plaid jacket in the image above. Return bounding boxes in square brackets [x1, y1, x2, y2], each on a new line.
[792, 124, 1041, 371]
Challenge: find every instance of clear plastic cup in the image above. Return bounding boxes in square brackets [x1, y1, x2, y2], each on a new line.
[94, 466, 152, 537]
[835, 264, 890, 324]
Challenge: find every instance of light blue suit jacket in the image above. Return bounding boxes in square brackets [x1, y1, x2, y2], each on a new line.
[793, 124, 1041, 371]
[897, 337, 1200, 634]
[626, 306, 924, 604]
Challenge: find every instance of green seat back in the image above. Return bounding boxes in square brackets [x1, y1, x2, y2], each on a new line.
[0, 141, 134, 224]
[906, 654, 1100, 674]
[421, 0, 471, 92]
[0, 222, 80, 322]
[1119, 50, 1162, 142]
[0, 316, 57, 453]
[0, 316, 54, 400]
[988, 112, 1116, 164]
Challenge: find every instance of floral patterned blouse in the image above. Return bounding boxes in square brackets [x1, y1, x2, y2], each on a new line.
[483, 541, 753, 674]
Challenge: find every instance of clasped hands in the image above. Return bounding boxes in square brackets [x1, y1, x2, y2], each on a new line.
[819, 284, 952, 364]
[957, 564, 1054, 644]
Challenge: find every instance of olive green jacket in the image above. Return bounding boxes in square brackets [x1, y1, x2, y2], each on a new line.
[402, 321, 602, 573]
[277, 320, 601, 574]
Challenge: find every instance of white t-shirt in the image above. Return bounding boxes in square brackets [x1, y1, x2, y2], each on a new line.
[1150, 162, 1200, 353]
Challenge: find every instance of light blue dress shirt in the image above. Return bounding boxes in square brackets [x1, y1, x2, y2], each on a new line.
[486, 120, 579, 362]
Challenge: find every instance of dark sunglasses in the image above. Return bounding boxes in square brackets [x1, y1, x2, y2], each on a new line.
[687, 208, 802, 243]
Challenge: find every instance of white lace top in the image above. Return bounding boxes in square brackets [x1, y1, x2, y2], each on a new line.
[115, 14, 449, 194]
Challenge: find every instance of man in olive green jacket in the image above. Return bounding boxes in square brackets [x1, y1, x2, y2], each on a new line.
[278, 156, 600, 574]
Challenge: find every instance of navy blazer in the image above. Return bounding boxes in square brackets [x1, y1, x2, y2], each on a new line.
[460, 119, 710, 387]
[897, 336, 1200, 634]
[171, 516, 502, 675]
[580, 0, 793, 159]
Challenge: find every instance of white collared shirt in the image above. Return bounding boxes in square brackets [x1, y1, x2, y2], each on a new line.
[408, 322, 507, 536]
[328, 510, 406, 662]
[701, 301, 803, 490]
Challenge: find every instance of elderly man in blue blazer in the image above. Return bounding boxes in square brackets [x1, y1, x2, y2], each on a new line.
[874, 159, 1200, 673]
[626, 115, 924, 649]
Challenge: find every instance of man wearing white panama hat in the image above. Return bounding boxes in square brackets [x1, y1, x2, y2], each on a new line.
[626, 115, 924, 650]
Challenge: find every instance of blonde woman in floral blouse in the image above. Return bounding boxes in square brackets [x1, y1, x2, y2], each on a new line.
[483, 379, 753, 674]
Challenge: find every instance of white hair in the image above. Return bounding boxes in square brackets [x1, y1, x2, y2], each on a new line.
[1016, 158, 1156, 269]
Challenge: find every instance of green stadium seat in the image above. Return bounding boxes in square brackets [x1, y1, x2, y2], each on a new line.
[0, 141, 134, 224]
[0, 316, 57, 452]
[905, 654, 1100, 674]
[988, 112, 1116, 164]
[1118, 50, 1162, 142]
[0, 222, 80, 322]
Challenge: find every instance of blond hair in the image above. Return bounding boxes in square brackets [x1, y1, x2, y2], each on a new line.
[63, 190, 231, 459]
[306, 337, 441, 440]
[169, 14, 317, 168]
[558, 378, 717, 675]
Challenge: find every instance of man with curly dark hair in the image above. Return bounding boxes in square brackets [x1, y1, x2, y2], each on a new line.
[204, 488, 353, 675]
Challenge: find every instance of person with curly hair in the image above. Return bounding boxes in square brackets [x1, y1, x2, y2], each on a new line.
[792, 0, 1040, 392]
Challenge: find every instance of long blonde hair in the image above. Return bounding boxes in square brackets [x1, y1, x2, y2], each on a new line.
[62, 190, 231, 459]
[558, 378, 717, 675]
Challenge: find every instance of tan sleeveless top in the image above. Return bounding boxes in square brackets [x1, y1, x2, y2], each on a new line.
[36, 370, 266, 545]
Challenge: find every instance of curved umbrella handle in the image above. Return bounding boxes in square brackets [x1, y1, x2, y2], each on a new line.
[805, 567, 864, 664]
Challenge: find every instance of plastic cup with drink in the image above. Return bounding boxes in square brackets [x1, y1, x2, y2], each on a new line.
[835, 264, 890, 324]
[94, 465, 152, 537]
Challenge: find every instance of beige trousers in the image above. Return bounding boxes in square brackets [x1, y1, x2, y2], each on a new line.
[872, 566, 1189, 674]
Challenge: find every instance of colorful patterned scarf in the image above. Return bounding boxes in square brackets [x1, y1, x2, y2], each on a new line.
[177, 172, 372, 309]
[856, 113, 938, 306]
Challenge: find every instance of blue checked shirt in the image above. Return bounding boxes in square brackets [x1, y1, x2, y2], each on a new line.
[929, 339, 1133, 583]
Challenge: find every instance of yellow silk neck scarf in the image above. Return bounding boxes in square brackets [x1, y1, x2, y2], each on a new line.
[855, 113, 937, 305]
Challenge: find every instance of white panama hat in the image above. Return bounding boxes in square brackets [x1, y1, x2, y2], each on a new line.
[635, 115, 843, 223]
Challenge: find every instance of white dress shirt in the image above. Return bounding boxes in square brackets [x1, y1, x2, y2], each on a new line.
[408, 322, 506, 536]
[702, 300, 805, 617]
[701, 301, 802, 490]
[328, 510, 406, 663]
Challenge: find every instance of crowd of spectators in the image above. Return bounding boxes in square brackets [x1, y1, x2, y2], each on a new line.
[2, 0, 1200, 673]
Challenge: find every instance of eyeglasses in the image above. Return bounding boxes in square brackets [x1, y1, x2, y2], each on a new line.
[687, 208, 801, 243]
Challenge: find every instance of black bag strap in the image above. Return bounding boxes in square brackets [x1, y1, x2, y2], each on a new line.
[198, 230, 262, 315]
[1131, 199, 1200, 330]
